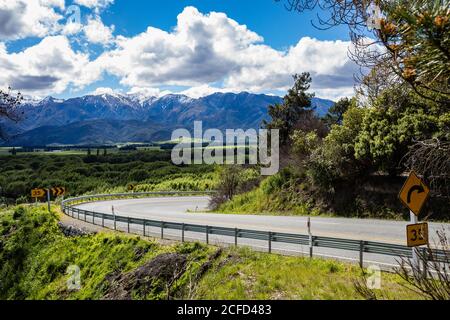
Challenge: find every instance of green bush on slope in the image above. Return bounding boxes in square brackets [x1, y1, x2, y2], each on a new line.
[0, 206, 214, 300]
[0, 206, 422, 300]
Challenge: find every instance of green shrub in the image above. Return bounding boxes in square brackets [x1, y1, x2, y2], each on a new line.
[0, 151, 216, 203]
[0, 206, 214, 300]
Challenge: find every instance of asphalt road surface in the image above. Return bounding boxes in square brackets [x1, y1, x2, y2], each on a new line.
[75, 196, 449, 268]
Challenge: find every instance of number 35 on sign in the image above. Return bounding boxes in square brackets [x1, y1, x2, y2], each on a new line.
[406, 223, 429, 247]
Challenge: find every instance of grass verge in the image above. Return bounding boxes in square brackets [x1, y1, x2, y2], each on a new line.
[0, 206, 421, 300]
[195, 247, 420, 300]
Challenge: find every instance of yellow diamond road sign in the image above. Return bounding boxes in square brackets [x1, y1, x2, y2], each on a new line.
[407, 223, 429, 247]
[399, 171, 430, 216]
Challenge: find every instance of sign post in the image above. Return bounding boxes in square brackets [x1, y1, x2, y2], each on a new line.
[409, 210, 419, 267]
[31, 187, 66, 212]
[399, 171, 430, 270]
[46, 188, 51, 212]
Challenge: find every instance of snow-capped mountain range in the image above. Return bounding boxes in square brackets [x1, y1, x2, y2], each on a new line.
[1, 92, 334, 146]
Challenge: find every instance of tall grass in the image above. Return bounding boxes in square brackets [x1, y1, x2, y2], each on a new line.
[0, 206, 421, 300]
[195, 247, 421, 300]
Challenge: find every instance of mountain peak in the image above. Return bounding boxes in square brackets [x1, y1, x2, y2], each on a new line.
[156, 93, 192, 102]
[41, 96, 64, 104]
[1, 92, 334, 147]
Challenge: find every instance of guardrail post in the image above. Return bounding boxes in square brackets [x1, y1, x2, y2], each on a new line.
[127, 218, 130, 233]
[182, 224, 185, 243]
[77, 209, 80, 220]
[102, 214, 105, 228]
[46, 188, 51, 213]
[422, 247, 428, 278]
[84, 211, 87, 222]
[92, 213, 95, 225]
[143, 221, 146, 237]
[206, 226, 209, 244]
[359, 241, 365, 268]
[308, 217, 313, 258]
[114, 215, 116, 231]
[235, 228, 238, 247]
[161, 222, 164, 239]
[268, 232, 272, 254]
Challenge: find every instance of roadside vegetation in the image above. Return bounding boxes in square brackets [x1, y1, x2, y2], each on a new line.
[0, 206, 422, 300]
[211, 1, 450, 221]
[0, 151, 217, 205]
[195, 247, 420, 300]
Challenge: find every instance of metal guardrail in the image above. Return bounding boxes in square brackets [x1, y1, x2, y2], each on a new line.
[61, 192, 448, 267]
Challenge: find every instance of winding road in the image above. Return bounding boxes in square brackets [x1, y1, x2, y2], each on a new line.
[75, 196, 449, 268]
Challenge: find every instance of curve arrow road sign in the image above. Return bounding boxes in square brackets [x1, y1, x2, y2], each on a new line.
[399, 171, 430, 216]
[407, 185, 425, 204]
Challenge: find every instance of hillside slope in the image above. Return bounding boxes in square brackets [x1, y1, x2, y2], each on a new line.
[0, 206, 420, 300]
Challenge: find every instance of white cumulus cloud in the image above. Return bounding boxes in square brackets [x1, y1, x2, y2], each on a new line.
[0, 36, 100, 95]
[83, 15, 115, 44]
[74, 0, 114, 10]
[0, 0, 65, 40]
[94, 7, 357, 100]
[2, 6, 358, 100]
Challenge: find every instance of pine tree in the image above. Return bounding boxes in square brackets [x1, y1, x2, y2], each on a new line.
[264, 73, 315, 145]
[324, 97, 352, 128]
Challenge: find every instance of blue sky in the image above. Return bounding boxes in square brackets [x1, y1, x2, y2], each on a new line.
[105, 0, 350, 48]
[0, 0, 358, 100]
